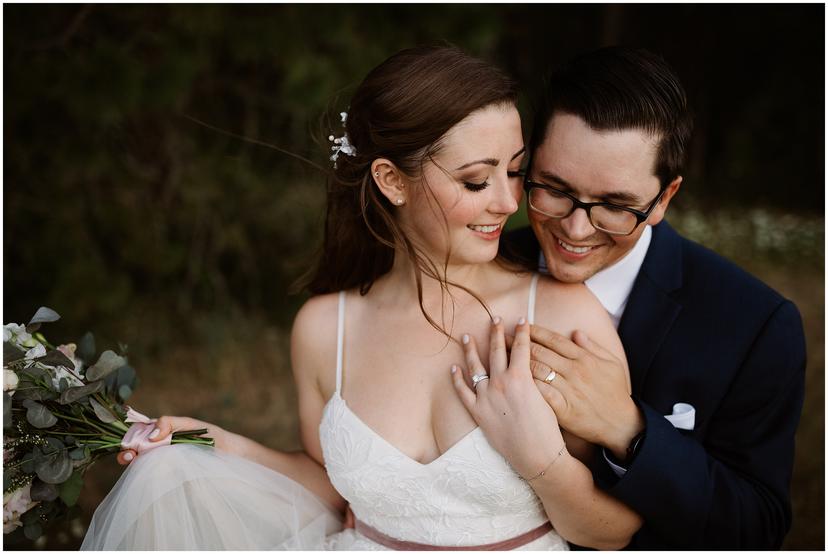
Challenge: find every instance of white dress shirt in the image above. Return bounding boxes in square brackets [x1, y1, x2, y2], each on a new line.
[538, 224, 652, 329]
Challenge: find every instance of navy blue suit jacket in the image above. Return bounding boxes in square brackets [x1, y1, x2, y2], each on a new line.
[502, 221, 806, 549]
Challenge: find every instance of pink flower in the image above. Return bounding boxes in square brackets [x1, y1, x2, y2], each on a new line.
[57, 343, 83, 372]
[3, 483, 38, 534]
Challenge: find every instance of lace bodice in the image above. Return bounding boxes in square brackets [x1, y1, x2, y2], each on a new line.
[318, 275, 567, 549]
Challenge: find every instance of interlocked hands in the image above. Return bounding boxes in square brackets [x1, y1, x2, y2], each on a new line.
[450, 317, 568, 480]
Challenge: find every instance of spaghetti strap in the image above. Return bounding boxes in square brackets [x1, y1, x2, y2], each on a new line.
[335, 291, 345, 394]
[527, 273, 539, 325]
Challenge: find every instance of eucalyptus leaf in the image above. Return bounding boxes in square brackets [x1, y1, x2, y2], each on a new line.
[58, 377, 69, 392]
[35, 449, 73, 484]
[37, 350, 76, 370]
[25, 401, 57, 428]
[30, 479, 59, 502]
[69, 448, 88, 461]
[4, 341, 25, 364]
[21, 452, 35, 473]
[23, 523, 42, 541]
[44, 437, 63, 453]
[58, 380, 104, 404]
[118, 384, 133, 400]
[20, 365, 48, 381]
[58, 471, 83, 507]
[116, 364, 136, 388]
[76, 332, 96, 365]
[14, 379, 56, 402]
[89, 396, 116, 423]
[64, 435, 75, 445]
[86, 350, 126, 381]
[28, 307, 61, 326]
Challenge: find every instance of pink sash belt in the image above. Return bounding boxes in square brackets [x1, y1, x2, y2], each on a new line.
[354, 519, 554, 551]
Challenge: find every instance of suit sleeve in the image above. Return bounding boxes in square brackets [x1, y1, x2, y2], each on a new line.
[600, 300, 806, 549]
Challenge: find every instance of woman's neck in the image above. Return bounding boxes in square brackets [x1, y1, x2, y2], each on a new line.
[370, 252, 505, 313]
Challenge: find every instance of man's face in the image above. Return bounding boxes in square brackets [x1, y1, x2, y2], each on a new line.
[528, 113, 680, 283]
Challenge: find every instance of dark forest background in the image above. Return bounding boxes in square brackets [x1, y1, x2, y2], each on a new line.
[4, 4, 824, 549]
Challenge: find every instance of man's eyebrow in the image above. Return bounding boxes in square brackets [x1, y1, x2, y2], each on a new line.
[536, 170, 643, 204]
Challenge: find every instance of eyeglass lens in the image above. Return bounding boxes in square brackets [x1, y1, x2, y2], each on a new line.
[528, 188, 638, 234]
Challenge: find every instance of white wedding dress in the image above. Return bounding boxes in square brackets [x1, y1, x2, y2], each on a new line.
[82, 274, 568, 550]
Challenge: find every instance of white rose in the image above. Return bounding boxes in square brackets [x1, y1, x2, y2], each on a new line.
[3, 483, 38, 534]
[3, 370, 18, 395]
[3, 324, 35, 348]
[23, 343, 46, 367]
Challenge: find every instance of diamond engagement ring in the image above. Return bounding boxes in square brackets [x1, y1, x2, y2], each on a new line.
[544, 370, 557, 383]
[471, 374, 490, 389]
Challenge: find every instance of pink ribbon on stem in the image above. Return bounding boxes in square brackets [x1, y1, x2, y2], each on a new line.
[120, 407, 172, 453]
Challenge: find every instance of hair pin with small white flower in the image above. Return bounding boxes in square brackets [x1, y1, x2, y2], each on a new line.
[329, 111, 356, 167]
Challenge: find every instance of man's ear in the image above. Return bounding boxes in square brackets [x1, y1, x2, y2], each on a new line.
[647, 176, 681, 226]
[371, 159, 408, 206]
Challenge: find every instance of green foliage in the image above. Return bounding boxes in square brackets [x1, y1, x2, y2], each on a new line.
[59, 472, 84, 507]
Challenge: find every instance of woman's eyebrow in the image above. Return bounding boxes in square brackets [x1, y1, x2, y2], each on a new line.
[453, 147, 525, 171]
[454, 158, 498, 171]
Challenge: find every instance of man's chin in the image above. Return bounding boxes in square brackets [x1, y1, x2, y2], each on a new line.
[544, 257, 600, 284]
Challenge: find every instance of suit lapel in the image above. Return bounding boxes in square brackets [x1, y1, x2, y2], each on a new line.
[617, 222, 684, 397]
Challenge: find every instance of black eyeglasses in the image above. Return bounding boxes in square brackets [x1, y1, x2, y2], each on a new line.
[523, 178, 667, 236]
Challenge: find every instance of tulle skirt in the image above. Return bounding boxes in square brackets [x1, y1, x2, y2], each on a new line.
[81, 444, 351, 550]
[81, 444, 565, 551]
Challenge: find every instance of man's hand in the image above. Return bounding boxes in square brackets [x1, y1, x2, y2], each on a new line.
[526, 325, 644, 460]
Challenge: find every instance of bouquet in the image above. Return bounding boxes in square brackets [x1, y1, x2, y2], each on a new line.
[3, 307, 213, 540]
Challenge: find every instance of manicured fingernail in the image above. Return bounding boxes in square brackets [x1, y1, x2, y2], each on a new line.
[450, 365, 457, 374]
[493, 316, 502, 325]
[462, 334, 470, 345]
[518, 317, 526, 325]
[149, 429, 160, 439]
[123, 452, 134, 462]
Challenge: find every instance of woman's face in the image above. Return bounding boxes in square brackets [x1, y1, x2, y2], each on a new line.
[399, 104, 525, 267]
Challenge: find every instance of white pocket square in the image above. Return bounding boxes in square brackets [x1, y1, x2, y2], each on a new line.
[664, 403, 695, 430]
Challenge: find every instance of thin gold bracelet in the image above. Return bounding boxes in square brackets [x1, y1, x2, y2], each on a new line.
[524, 445, 566, 482]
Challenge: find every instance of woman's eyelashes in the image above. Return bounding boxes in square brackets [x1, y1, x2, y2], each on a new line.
[463, 169, 524, 192]
[463, 181, 490, 192]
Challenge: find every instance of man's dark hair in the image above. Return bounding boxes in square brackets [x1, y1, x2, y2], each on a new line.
[529, 46, 693, 188]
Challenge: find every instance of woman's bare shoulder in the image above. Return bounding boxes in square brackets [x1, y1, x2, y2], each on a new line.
[291, 292, 343, 381]
[533, 275, 611, 334]
[532, 274, 626, 363]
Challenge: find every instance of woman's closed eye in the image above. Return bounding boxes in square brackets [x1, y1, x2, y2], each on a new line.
[463, 181, 490, 192]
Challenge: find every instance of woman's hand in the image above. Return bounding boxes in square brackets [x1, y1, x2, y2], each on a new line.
[117, 415, 232, 466]
[450, 316, 567, 480]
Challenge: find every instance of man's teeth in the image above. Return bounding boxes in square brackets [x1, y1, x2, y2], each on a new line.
[468, 224, 500, 233]
[558, 239, 592, 254]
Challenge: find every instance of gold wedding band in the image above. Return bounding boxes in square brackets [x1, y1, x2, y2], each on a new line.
[544, 370, 557, 383]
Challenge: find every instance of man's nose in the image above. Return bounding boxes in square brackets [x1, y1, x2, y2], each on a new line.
[560, 207, 595, 240]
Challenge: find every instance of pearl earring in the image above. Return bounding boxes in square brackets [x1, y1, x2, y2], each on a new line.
[374, 171, 379, 177]
[395, 198, 405, 206]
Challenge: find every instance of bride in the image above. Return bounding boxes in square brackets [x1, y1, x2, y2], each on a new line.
[82, 45, 641, 550]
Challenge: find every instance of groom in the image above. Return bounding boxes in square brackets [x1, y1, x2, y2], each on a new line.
[502, 47, 806, 549]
